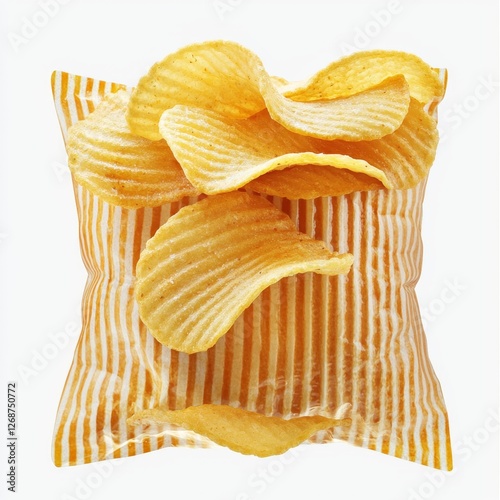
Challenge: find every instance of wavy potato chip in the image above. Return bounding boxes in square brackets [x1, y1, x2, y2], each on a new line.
[160, 98, 437, 198]
[128, 405, 351, 457]
[263, 73, 410, 141]
[127, 40, 410, 141]
[281, 49, 445, 105]
[135, 191, 353, 353]
[127, 41, 265, 140]
[67, 90, 199, 208]
[160, 105, 390, 195]
[250, 98, 438, 198]
[249, 164, 386, 199]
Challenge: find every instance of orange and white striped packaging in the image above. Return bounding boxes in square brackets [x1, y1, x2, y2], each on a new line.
[51, 69, 452, 470]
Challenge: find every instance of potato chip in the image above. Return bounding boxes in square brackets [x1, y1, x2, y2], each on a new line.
[159, 98, 436, 198]
[251, 98, 438, 198]
[249, 164, 386, 199]
[319, 98, 439, 188]
[160, 106, 390, 195]
[67, 90, 199, 208]
[128, 404, 351, 457]
[127, 40, 410, 141]
[281, 49, 445, 105]
[127, 40, 265, 140]
[135, 191, 353, 353]
[262, 74, 410, 140]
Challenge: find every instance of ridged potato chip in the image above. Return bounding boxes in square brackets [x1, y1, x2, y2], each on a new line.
[159, 105, 391, 194]
[159, 98, 437, 198]
[135, 191, 353, 353]
[250, 98, 438, 198]
[281, 49, 445, 105]
[67, 90, 199, 208]
[128, 405, 351, 457]
[263, 73, 410, 141]
[249, 164, 386, 199]
[127, 40, 410, 141]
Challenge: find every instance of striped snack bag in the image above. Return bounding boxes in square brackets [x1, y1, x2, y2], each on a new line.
[51, 45, 452, 470]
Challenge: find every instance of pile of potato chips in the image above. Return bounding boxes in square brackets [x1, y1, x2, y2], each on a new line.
[60, 40, 447, 460]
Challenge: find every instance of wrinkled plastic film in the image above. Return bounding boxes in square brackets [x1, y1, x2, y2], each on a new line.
[51, 69, 452, 470]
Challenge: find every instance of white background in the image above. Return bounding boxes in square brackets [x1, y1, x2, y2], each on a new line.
[1, 0, 498, 499]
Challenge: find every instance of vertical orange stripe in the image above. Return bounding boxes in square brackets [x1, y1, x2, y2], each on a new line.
[203, 344, 216, 404]
[328, 197, 340, 417]
[256, 287, 271, 413]
[98, 80, 107, 100]
[125, 209, 141, 459]
[354, 191, 370, 446]
[343, 195, 355, 426]
[167, 348, 180, 448]
[221, 327, 235, 405]
[98, 205, 115, 462]
[132, 207, 145, 272]
[379, 191, 393, 456]
[131, 207, 155, 454]
[367, 193, 382, 450]
[289, 274, 303, 415]
[73, 76, 86, 121]
[59, 71, 71, 134]
[359, 208, 372, 447]
[392, 191, 406, 460]
[74, 182, 92, 273]
[273, 196, 292, 416]
[85, 77, 95, 113]
[313, 199, 327, 414]
[273, 279, 288, 416]
[184, 355, 198, 408]
[108, 206, 125, 459]
[238, 307, 253, 409]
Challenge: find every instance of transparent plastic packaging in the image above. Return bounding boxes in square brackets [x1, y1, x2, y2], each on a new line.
[51, 69, 451, 470]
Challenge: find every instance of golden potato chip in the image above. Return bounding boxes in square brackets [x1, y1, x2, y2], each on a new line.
[282, 49, 444, 105]
[249, 164, 386, 199]
[250, 98, 438, 198]
[128, 405, 351, 457]
[127, 40, 265, 140]
[135, 191, 353, 353]
[159, 98, 436, 198]
[67, 90, 199, 208]
[262, 74, 410, 140]
[160, 106, 390, 195]
[127, 40, 410, 141]
[320, 97, 439, 188]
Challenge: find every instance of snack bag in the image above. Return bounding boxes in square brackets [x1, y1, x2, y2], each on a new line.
[51, 42, 452, 469]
